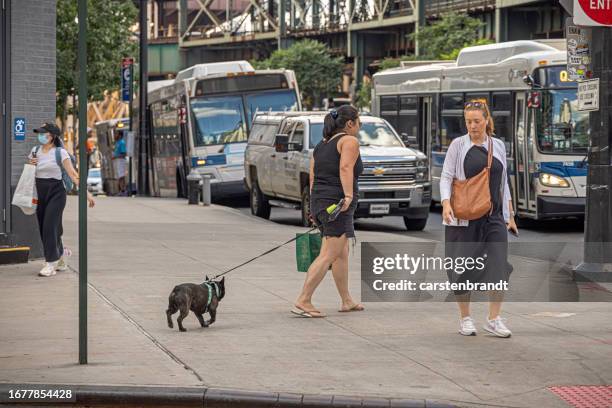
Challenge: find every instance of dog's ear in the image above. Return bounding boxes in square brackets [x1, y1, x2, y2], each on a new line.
[205, 275, 209, 281]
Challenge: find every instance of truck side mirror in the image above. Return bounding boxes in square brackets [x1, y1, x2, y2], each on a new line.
[274, 134, 289, 153]
[401, 133, 418, 148]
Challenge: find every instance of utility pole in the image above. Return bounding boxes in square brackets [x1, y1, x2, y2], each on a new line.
[77, 0, 88, 365]
[559, 0, 612, 282]
[137, 0, 149, 195]
[414, 0, 425, 57]
[574, 26, 612, 282]
[178, 0, 188, 69]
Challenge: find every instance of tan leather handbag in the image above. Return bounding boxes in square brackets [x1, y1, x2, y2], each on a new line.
[450, 137, 493, 220]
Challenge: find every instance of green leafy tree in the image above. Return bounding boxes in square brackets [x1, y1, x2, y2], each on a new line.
[379, 12, 493, 70]
[56, 0, 138, 128]
[409, 12, 490, 60]
[355, 81, 372, 110]
[252, 40, 344, 109]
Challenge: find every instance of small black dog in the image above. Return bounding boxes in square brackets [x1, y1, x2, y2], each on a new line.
[166, 276, 225, 332]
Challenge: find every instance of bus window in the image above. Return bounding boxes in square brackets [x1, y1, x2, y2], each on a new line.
[398, 95, 418, 141]
[536, 89, 589, 154]
[493, 113, 513, 157]
[465, 93, 489, 105]
[492, 92, 512, 111]
[191, 95, 247, 146]
[442, 94, 463, 110]
[245, 90, 299, 123]
[380, 96, 399, 131]
[440, 115, 465, 150]
[491, 92, 513, 157]
[400, 96, 417, 110]
[380, 96, 398, 111]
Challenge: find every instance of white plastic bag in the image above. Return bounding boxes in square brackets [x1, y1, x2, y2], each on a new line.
[12, 164, 38, 215]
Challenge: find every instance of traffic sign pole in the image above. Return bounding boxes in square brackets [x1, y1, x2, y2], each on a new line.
[77, 0, 88, 365]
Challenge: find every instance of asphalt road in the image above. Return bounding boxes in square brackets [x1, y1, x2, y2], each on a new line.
[224, 197, 585, 244]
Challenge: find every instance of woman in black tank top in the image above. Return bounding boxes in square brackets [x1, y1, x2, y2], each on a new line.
[292, 106, 365, 318]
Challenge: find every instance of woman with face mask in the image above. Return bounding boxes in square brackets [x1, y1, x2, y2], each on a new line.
[28, 123, 95, 277]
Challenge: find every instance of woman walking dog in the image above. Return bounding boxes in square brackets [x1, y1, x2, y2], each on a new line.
[441, 100, 518, 337]
[292, 106, 365, 318]
[28, 123, 95, 277]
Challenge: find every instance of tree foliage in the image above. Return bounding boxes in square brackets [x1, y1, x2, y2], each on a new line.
[355, 80, 372, 110]
[252, 40, 344, 109]
[379, 12, 493, 70]
[56, 0, 138, 122]
[409, 12, 490, 60]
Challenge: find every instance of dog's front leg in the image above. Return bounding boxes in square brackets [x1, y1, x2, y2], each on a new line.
[196, 314, 209, 328]
[207, 308, 216, 326]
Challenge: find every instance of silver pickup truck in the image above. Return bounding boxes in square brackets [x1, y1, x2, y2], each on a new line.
[244, 112, 431, 230]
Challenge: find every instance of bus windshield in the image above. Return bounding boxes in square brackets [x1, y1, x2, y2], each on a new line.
[310, 122, 403, 147]
[245, 90, 298, 122]
[536, 89, 589, 154]
[191, 95, 247, 146]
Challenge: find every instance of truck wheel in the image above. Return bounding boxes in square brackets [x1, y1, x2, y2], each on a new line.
[403, 216, 427, 231]
[250, 180, 271, 219]
[301, 189, 313, 227]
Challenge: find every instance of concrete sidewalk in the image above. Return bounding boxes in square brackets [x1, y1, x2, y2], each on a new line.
[1, 197, 611, 407]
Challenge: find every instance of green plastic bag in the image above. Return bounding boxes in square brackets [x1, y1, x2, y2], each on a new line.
[296, 232, 322, 272]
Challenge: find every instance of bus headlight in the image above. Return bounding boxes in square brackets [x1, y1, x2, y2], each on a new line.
[539, 173, 569, 188]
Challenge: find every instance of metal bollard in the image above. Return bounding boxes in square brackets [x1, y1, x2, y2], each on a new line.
[187, 172, 202, 205]
[202, 175, 212, 206]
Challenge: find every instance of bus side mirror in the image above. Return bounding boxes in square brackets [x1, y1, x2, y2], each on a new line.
[274, 134, 289, 153]
[523, 75, 535, 87]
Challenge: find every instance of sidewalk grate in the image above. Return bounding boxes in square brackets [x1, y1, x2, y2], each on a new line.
[548, 385, 612, 408]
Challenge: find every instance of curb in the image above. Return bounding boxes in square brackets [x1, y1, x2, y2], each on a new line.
[0, 383, 456, 407]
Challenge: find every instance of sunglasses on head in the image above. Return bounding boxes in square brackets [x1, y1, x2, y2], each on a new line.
[464, 101, 488, 108]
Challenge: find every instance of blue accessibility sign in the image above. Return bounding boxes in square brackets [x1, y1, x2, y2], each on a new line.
[121, 58, 133, 102]
[14, 118, 26, 141]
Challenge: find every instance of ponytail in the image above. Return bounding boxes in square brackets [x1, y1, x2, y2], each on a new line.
[322, 105, 359, 141]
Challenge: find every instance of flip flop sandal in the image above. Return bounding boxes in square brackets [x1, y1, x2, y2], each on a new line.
[290, 308, 326, 318]
[339, 304, 365, 312]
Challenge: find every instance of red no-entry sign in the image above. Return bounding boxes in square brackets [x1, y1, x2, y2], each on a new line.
[574, 0, 612, 25]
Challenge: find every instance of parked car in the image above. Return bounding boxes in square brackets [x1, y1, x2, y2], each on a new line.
[244, 112, 431, 230]
[87, 167, 104, 196]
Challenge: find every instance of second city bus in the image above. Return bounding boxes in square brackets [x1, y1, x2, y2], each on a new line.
[142, 61, 301, 198]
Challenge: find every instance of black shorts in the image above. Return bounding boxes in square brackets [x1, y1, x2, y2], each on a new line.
[310, 195, 357, 238]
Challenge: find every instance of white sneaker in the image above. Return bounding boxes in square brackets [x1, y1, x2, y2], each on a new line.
[56, 257, 68, 271]
[483, 316, 512, 338]
[459, 316, 477, 336]
[38, 263, 57, 277]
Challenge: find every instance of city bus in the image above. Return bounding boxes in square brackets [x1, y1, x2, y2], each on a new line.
[144, 61, 301, 198]
[372, 41, 589, 220]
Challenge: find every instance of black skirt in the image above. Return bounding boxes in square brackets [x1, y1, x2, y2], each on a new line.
[444, 145, 512, 295]
[310, 194, 357, 238]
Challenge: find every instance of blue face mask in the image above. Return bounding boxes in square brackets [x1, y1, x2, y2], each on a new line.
[38, 134, 50, 145]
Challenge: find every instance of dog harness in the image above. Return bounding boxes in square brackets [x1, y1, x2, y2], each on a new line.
[200, 281, 220, 311]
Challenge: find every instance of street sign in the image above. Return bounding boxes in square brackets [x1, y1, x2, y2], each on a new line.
[121, 58, 134, 102]
[573, 0, 612, 26]
[566, 20, 593, 80]
[13, 118, 26, 141]
[577, 78, 599, 111]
